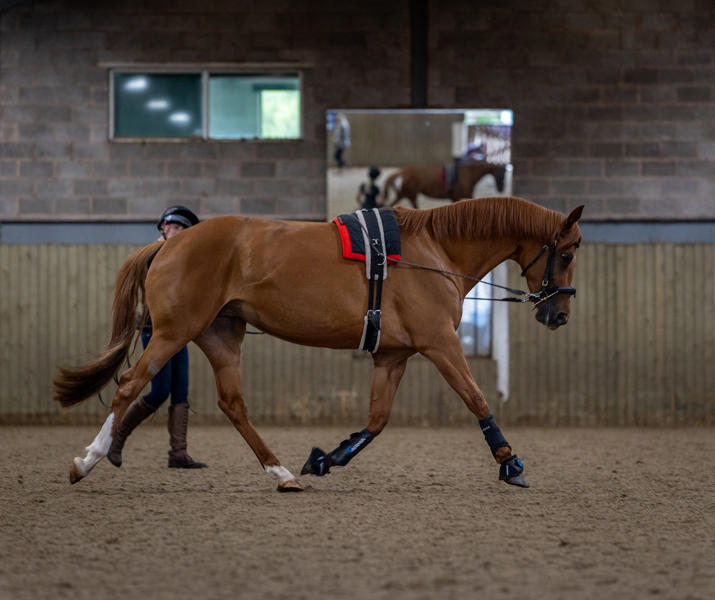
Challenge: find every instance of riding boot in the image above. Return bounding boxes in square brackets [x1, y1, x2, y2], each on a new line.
[168, 403, 207, 469]
[106, 398, 156, 467]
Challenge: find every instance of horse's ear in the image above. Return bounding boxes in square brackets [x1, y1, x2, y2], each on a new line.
[561, 205, 584, 233]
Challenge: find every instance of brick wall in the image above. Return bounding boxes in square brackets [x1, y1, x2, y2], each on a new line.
[0, 0, 713, 222]
[429, 0, 715, 219]
[0, 0, 411, 221]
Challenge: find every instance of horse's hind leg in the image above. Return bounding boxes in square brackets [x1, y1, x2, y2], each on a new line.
[420, 332, 528, 487]
[301, 351, 409, 477]
[68, 361, 139, 483]
[69, 337, 185, 483]
[194, 317, 301, 492]
[69, 409, 117, 483]
[104, 335, 188, 466]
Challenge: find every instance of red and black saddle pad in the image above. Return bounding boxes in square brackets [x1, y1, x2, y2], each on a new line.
[333, 208, 401, 279]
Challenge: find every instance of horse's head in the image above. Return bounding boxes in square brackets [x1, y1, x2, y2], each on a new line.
[519, 205, 583, 329]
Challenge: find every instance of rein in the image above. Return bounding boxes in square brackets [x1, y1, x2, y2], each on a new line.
[377, 239, 576, 309]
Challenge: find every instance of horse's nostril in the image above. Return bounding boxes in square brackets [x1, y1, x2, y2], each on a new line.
[556, 312, 568, 326]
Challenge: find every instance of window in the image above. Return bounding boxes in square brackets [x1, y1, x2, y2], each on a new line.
[111, 70, 301, 140]
[458, 272, 493, 357]
[459, 263, 511, 400]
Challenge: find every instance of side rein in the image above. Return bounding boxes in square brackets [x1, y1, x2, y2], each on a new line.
[378, 237, 577, 306]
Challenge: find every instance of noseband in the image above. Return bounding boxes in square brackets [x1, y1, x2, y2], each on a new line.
[520, 241, 577, 304]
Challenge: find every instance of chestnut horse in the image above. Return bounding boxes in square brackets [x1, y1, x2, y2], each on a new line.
[381, 162, 507, 208]
[54, 197, 583, 492]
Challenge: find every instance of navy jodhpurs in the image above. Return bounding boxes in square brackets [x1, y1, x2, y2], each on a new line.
[140, 329, 189, 409]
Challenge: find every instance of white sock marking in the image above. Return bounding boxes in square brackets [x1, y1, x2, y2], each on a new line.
[265, 465, 295, 483]
[74, 413, 114, 477]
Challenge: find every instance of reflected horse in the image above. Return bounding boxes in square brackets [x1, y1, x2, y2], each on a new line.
[54, 197, 583, 492]
[381, 162, 507, 208]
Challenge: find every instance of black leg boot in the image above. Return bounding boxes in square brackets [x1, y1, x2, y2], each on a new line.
[107, 398, 156, 467]
[168, 403, 207, 469]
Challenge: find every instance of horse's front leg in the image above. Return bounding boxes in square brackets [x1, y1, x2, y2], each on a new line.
[301, 352, 409, 477]
[421, 333, 528, 487]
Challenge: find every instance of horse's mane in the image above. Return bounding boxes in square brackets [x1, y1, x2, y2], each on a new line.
[393, 197, 563, 242]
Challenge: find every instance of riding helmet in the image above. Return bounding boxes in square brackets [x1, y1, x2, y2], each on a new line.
[157, 205, 200, 230]
[368, 166, 381, 179]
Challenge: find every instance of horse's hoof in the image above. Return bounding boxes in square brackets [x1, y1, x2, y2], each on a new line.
[277, 478, 303, 493]
[300, 447, 330, 476]
[504, 473, 530, 488]
[106, 451, 122, 468]
[69, 458, 85, 484]
[499, 454, 529, 487]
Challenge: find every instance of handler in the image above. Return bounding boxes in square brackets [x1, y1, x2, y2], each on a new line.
[356, 166, 381, 210]
[107, 205, 207, 469]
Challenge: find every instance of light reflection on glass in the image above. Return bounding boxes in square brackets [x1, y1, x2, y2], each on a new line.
[168, 112, 191, 124]
[124, 76, 148, 91]
[147, 99, 169, 110]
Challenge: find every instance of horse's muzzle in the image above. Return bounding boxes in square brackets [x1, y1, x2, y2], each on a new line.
[535, 303, 569, 329]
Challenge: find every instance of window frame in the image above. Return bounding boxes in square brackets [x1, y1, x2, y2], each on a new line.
[107, 64, 305, 142]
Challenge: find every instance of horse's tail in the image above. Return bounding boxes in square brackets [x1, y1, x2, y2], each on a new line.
[380, 171, 400, 206]
[53, 241, 164, 408]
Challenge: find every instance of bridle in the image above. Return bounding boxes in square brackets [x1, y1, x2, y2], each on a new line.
[519, 239, 577, 305]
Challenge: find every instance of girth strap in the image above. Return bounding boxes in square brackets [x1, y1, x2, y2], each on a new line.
[356, 208, 389, 353]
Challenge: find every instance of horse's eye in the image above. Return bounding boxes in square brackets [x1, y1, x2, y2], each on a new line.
[560, 252, 573, 263]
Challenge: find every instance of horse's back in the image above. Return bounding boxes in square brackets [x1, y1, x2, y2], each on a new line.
[159, 215, 368, 347]
[155, 215, 335, 265]
[398, 165, 446, 199]
[146, 211, 470, 352]
[146, 215, 342, 305]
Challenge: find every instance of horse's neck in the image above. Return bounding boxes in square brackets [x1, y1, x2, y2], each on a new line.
[442, 236, 518, 294]
[465, 163, 493, 182]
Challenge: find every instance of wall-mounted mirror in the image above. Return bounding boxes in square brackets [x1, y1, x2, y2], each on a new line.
[325, 109, 513, 359]
[326, 108, 513, 219]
